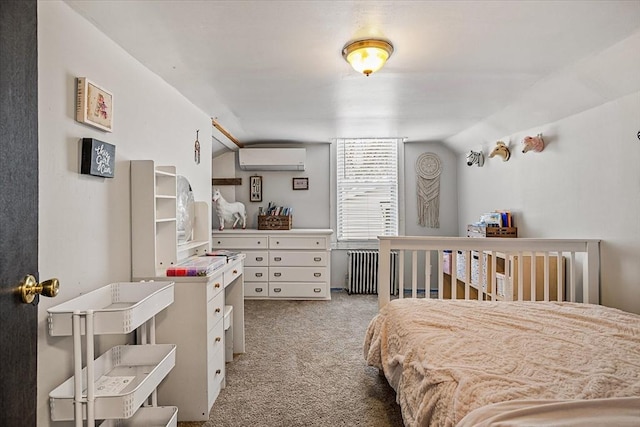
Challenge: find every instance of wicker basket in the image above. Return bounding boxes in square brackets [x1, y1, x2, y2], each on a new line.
[258, 215, 292, 230]
[467, 225, 517, 238]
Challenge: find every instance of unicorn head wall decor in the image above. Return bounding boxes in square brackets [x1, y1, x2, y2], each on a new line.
[466, 150, 484, 167]
[489, 141, 511, 161]
[522, 133, 545, 153]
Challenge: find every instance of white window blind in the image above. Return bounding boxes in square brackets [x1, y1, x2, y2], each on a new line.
[336, 138, 399, 241]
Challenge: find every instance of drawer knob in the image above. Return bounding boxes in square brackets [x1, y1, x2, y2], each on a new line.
[274, 272, 282, 277]
[255, 287, 263, 292]
[314, 288, 321, 293]
[215, 308, 221, 313]
[216, 369, 221, 375]
[314, 257, 322, 262]
[215, 283, 221, 288]
[256, 256, 263, 261]
[274, 288, 282, 293]
[274, 257, 282, 262]
[314, 272, 321, 277]
[255, 273, 263, 277]
[233, 269, 238, 274]
[215, 337, 221, 342]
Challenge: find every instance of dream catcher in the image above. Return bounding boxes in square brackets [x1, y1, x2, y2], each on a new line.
[194, 129, 201, 164]
[416, 152, 442, 228]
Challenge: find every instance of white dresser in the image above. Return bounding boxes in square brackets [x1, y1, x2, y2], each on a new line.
[211, 229, 333, 300]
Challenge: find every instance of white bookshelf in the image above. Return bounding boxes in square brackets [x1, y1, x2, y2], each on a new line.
[131, 160, 210, 277]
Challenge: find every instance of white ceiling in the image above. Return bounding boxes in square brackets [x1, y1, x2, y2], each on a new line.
[64, 1, 640, 152]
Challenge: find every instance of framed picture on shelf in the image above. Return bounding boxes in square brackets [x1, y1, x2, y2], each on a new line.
[76, 77, 114, 132]
[292, 177, 308, 190]
[250, 175, 262, 202]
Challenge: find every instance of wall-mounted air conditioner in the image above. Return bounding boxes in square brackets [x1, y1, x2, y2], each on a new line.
[238, 148, 306, 171]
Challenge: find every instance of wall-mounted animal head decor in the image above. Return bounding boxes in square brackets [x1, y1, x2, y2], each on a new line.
[522, 133, 545, 153]
[466, 150, 484, 167]
[489, 141, 511, 161]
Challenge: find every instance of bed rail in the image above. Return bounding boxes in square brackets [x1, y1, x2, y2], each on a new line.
[377, 237, 600, 309]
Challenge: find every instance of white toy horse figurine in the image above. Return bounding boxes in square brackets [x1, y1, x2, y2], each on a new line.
[212, 188, 246, 231]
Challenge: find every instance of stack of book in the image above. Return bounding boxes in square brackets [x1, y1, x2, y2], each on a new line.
[468, 210, 517, 238]
[261, 202, 292, 216]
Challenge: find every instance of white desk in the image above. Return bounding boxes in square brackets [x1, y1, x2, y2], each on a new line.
[147, 256, 245, 421]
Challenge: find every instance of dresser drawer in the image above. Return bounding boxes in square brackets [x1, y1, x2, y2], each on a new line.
[269, 251, 328, 266]
[207, 346, 225, 409]
[270, 266, 328, 282]
[244, 282, 268, 297]
[243, 251, 268, 266]
[268, 236, 327, 250]
[224, 264, 243, 286]
[212, 236, 267, 249]
[208, 320, 225, 356]
[269, 282, 328, 298]
[245, 266, 268, 282]
[207, 291, 225, 332]
[206, 276, 224, 301]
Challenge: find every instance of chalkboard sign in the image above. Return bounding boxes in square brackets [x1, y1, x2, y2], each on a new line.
[81, 138, 115, 178]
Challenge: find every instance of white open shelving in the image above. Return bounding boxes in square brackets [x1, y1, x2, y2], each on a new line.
[47, 281, 177, 426]
[131, 160, 210, 278]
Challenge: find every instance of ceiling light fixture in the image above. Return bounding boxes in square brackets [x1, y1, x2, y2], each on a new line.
[342, 39, 394, 76]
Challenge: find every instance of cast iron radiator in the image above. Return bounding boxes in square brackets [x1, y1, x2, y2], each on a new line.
[347, 250, 398, 295]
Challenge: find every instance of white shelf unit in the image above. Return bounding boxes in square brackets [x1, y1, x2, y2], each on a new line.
[47, 281, 177, 427]
[131, 160, 210, 278]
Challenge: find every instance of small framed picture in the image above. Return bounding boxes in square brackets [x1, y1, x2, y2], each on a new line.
[76, 77, 114, 132]
[250, 175, 262, 202]
[292, 177, 309, 190]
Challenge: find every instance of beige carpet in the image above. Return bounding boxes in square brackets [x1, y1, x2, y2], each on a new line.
[178, 290, 403, 427]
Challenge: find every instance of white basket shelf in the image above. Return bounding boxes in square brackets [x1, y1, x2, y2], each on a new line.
[49, 344, 176, 421]
[98, 406, 178, 426]
[47, 281, 175, 336]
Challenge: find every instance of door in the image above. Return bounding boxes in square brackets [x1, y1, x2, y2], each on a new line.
[0, 1, 39, 425]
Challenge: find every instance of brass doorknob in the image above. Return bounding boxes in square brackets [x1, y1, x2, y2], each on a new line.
[18, 275, 59, 304]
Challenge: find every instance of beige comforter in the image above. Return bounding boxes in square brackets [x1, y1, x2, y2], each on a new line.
[364, 299, 640, 427]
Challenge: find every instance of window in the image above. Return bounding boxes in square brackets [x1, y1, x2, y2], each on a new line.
[336, 138, 399, 241]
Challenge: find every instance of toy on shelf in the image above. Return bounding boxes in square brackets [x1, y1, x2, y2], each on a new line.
[213, 188, 246, 231]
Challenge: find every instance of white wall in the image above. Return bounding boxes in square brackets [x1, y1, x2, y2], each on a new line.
[216, 141, 459, 288]
[213, 143, 331, 230]
[37, 2, 212, 425]
[457, 92, 640, 314]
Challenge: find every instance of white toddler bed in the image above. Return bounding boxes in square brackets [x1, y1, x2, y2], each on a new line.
[364, 237, 640, 426]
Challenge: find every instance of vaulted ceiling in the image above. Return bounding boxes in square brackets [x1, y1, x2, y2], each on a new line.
[65, 1, 640, 153]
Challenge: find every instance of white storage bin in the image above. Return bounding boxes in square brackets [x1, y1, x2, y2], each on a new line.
[49, 344, 176, 421]
[47, 281, 175, 336]
[98, 406, 178, 426]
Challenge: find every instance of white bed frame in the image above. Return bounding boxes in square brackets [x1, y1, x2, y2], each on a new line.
[377, 237, 600, 309]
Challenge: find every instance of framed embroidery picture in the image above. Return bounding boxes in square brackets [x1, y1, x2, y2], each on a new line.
[76, 77, 114, 132]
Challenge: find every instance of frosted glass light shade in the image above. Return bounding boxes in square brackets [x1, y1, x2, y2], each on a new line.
[342, 39, 394, 76]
